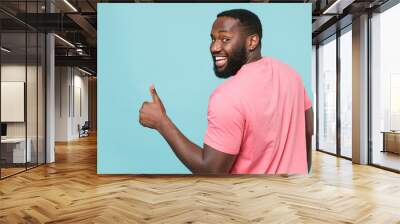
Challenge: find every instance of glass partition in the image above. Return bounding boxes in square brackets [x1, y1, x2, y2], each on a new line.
[0, 1, 46, 179]
[27, 30, 38, 169]
[1, 31, 28, 177]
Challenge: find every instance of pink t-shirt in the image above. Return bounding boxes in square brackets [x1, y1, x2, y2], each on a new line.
[204, 57, 312, 174]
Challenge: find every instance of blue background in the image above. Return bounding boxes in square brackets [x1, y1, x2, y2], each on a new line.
[98, 3, 312, 174]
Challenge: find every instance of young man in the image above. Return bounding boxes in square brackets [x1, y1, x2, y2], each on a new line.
[139, 9, 313, 174]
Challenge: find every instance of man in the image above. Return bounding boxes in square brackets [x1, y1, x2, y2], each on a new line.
[139, 9, 313, 174]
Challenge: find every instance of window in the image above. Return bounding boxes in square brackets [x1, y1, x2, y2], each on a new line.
[317, 36, 337, 154]
[339, 28, 352, 158]
[371, 3, 400, 171]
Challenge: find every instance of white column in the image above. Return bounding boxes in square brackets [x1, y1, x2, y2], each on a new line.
[352, 14, 369, 164]
[45, 1, 55, 163]
[46, 33, 55, 163]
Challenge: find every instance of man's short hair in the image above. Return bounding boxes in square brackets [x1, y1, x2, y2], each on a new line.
[217, 9, 262, 48]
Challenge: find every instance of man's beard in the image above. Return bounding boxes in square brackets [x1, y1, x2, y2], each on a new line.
[213, 46, 247, 79]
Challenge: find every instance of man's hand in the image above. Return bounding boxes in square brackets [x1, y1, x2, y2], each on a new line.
[139, 85, 167, 130]
[138, 84, 236, 173]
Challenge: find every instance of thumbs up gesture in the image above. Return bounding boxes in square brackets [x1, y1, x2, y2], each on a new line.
[139, 85, 167, 130]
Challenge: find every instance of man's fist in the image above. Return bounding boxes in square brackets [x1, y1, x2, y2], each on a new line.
[139, 85, 167, 130]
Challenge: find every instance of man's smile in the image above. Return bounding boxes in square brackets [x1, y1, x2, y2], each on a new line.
[214, 56, 228, 68]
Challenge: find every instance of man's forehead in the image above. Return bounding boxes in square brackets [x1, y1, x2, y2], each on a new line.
[211, 16, 242, 33]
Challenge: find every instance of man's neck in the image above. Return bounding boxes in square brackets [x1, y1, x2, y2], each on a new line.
[245, 52, 262, 64]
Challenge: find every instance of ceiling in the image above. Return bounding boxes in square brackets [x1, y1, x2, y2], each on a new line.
[0, 0, 393, 75]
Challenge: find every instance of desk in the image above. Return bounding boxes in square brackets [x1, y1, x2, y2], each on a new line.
[1, 138, 31, 163]
[381, 131, 400, 154]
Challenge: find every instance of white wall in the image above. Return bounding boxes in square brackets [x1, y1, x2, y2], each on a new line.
[55, 67, 89, 141]
[72, 72, 89, 138]
[1, 64, 46, 163]
[1, 66, 26, 138]
[55, 66, 70, 141]
[1, 65, 41, 137]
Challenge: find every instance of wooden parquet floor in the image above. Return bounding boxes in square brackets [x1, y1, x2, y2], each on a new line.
[1, 134, 400, 224]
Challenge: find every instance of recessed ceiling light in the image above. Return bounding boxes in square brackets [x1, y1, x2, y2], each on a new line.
[78, 67, 93, 76]
[1, 47, 11, 53]
[322, 0, 354, 15]
[54, 34, 75, 48]
[63, 0, 78, 12]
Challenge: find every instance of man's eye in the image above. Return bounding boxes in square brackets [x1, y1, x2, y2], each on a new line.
[222, 38, 230, 43]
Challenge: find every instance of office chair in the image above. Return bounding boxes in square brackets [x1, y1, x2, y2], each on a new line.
[79, 121, 90, 138]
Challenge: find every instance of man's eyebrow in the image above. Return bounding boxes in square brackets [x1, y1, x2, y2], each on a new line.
[210, 30, 232, 37]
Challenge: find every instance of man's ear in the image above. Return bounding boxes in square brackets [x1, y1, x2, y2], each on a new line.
[247, 34, 260, 52]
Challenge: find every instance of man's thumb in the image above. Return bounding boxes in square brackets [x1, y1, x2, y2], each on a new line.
[150, 84, 160, 103]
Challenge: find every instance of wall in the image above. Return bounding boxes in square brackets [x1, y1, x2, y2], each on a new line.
[1, 64, 42, 137]
[98, 4, 312, 174]
[1, 63, 45, 164]
[88, 77, 97, 131]
[72, 71, 89, 138]
[1, 65, 26, 139]
[55, 67, 89, 141]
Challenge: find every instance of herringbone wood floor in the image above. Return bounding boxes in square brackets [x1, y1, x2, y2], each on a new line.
[1, 134, 400, 224]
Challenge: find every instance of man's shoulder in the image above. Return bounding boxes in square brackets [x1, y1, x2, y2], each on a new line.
[211, 79, 236, 98]
[267, 56, 303, 83]
[209, 78, 242, 107]
[236, 56, 296, 76]
[267, 57, 296, 72]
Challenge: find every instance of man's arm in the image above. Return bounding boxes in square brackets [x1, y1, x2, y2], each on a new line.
[157, 116, 236, 174]
[139, 85, 237, 174]
[305, 107, 314, 173]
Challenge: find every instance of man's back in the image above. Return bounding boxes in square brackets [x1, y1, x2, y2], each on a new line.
[204, 57, 311, 174]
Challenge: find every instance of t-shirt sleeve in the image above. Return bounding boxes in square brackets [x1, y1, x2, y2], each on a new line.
[304, 88, 312, 110]
[204, 92, 244, 155]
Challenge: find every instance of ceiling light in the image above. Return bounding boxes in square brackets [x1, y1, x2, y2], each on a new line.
[322, 0, 355, 15]
[54, 34, 75, 48]
[78, 67, 93, 76]
[1, 47, 11, 53]
[63, 0, 78, 12]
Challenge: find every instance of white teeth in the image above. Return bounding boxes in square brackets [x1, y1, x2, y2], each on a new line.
[215, 56, 226, 61]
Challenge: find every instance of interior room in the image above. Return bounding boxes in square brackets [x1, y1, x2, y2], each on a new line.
[0, 0, 399, 223]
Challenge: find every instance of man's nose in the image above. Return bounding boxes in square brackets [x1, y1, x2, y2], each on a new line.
[210, 41, 222, 54]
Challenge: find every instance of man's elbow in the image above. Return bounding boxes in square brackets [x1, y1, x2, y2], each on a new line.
[305, 108, 314, 137]
[208, 167, 230, 174]
[306, 126, 314, 137]
[192, 165, 230, 175]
